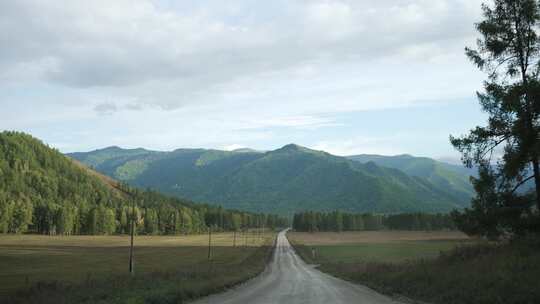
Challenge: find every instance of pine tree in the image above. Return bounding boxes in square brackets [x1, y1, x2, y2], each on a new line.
[10, 199, 33, 233]
[0, 195, 12, 233]
[451, 0, 540, 237]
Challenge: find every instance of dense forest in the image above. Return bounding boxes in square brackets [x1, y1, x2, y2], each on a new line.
[0, 131, 287, 235]
[292, 211, 456, 232]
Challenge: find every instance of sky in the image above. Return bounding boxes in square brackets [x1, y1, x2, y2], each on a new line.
[0, 0, 489, 161]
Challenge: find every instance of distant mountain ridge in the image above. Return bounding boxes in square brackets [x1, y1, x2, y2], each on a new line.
[69, 144, 474, 215]
[346, 154, 475, 203]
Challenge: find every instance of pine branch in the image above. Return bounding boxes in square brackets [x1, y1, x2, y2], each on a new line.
[509, 175, 535, 194]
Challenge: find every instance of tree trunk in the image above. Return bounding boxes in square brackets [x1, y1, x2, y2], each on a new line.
[532, 158, 540, 211]
[129, 200, 136, 275]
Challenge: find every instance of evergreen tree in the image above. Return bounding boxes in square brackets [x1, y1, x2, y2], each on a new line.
[144, 208, 158, 235]
[119, 207, 128, 234]
[102, 208, 116, 235]
[0, 196, 12, 233]
[87, 208, 98, 235]
[56, 204, 76, 235]
[451, 0, 540, 237]
[174, 210, 181, 234]
[10, 199, 33, 233]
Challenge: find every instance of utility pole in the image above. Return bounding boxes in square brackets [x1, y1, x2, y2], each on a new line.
[207, 225, 212, 261]
[129, 199, 137, 275]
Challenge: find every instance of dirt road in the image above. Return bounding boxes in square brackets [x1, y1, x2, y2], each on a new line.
[192, 230, 404, 304]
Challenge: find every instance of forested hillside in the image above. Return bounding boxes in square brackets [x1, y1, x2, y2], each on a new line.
[70, 144, 471, 214]
[347, 154, 475, 202]
[0, 132, 286, 235]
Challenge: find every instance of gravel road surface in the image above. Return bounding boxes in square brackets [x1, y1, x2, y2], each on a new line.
[192, 230, 405, 304]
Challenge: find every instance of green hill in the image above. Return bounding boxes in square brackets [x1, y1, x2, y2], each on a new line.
[69, 144, 471, 215]
[346, 154, 475, 202]
[0, 132, 284, 234]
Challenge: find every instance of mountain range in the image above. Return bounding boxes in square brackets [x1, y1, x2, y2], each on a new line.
[69, 144, 474, 215]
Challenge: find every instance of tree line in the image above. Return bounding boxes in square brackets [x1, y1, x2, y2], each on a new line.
[292, 211, 455, 232]
[0, 131, 288, 235]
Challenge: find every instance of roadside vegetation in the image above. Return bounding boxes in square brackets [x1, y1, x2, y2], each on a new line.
[1, 231, 275, 304]
[290, 232, 540, 304]
[287, 231, 471, 264]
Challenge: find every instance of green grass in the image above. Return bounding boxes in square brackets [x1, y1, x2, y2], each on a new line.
[304, 241, 471, 264]
[289, 231, 540, 304]
[287, 231, 471, 264]
[0, 232, 275, 303]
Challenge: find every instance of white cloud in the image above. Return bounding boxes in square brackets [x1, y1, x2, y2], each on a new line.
[237, 115, 339, 130]
[222, 144, 246, 151]
[0, 1, 483, 92]
[94, 102, 118, 115]
[304, 1, 358, 40]
[0, 0, 488, 157]
[312, 135, 413, 156]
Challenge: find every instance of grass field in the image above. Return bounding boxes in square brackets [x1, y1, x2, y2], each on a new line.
[287, 231, 471, 264]
[288, 231, 540, 304]
[0, 231, 275, 303]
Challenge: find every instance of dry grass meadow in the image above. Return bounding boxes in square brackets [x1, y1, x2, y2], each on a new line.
[288, 231, 540, 304]
[0, 231, 272, 296]
[287, 230, 473, 264]
[287, 230, 469, 245]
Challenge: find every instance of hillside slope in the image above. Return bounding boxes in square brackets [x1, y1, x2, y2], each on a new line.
[0, 132, 282, 234]
[70, 144, 470, 214]
[347, 154, 475, 202]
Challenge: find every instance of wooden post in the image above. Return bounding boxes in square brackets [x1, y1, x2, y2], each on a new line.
[129, 199, 136, 275]
[207, 225, 212, 261]
[233, 230, 237, 247]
